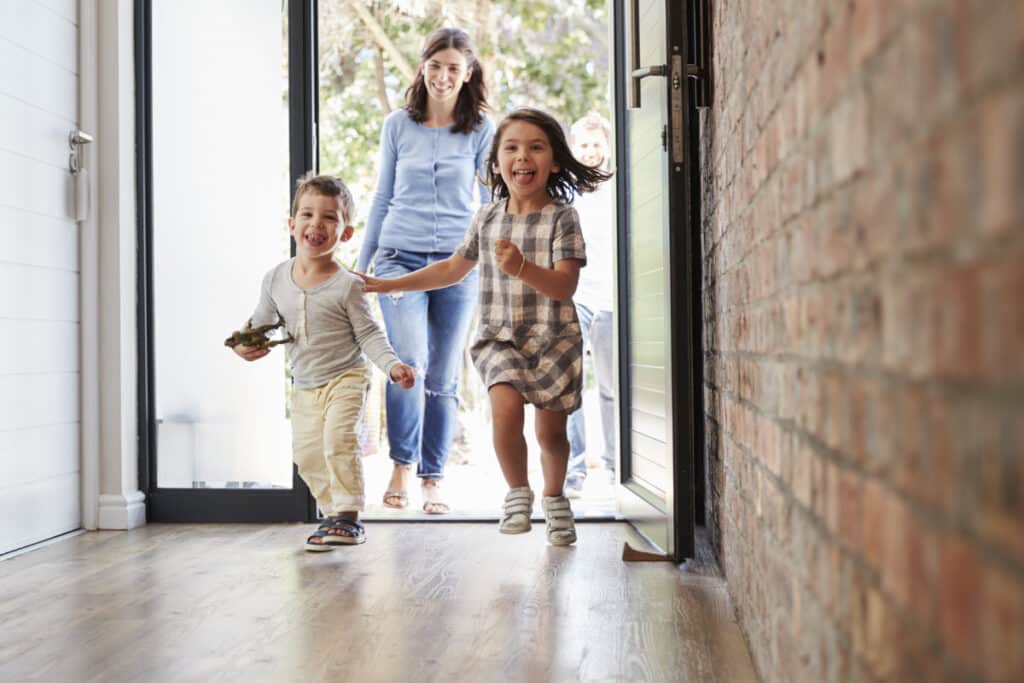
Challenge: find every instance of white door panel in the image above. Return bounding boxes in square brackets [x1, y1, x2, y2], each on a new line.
[0, 40, 78, 119]
[0, 319, 79, 375]
[0, 97, 81, 169]
[0, 206, 79, 271]
[32, 0, 79, 25]
[0, 2, 78, 72]
[0, 2, 81, 554]
[0, 150, 76, 221]
[0, 474, 80, 554]
[0, 424, 79, 491]
[0, 262, 79, 322]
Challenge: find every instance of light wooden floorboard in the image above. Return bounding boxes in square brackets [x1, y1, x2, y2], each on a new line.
[0, 523, 758, 682]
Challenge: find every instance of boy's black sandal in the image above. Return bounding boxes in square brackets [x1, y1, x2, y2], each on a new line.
[304, 522, 337, 552]
[328, 517, 366, 545]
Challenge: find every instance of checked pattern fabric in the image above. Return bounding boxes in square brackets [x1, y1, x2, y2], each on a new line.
[457, 199, 587, 412]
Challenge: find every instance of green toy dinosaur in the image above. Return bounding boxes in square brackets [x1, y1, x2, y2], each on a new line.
[224, 318, 295, 350]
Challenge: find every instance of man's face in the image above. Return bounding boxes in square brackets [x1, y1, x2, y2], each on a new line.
[572, 127, 609, 169]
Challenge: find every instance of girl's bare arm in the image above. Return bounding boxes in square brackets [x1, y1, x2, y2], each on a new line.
[518, 258, 581, 301]
[494, 239, 580, 302]
[357, 253, 476, 294]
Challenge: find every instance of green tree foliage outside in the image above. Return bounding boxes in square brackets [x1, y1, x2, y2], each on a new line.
[315, 0, 610, 264]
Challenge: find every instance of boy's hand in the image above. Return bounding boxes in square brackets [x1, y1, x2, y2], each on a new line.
[494, 239, 525, 276]
[355, 271, 396, 294]
[232, 344, 270, 362]
[389, 363, 416, 389]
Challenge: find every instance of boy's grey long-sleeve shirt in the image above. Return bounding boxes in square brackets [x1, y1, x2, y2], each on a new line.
[249, 260, 401, 389]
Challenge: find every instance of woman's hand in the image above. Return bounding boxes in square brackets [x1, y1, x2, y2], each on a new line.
[494, 239, 526, 276]
[355, 271, 396, 294]
[389, 363, 416, 389]
[232, 344, 270, 362]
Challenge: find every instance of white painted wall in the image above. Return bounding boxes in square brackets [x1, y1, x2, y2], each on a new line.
[91, 0, 144, 530]
[0, 0, 83, 554]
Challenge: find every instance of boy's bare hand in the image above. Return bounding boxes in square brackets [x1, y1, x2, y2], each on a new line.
[389, 363, 416, 389]
[494, 239, 525, 276]
[232, 344, 270, 362]
[355, 271, 396, 294]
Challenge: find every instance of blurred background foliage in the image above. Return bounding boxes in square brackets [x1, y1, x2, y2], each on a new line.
[313, 0, 610, 263]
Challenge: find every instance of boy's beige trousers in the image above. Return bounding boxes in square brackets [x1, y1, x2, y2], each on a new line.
[290, 366, 370, 515]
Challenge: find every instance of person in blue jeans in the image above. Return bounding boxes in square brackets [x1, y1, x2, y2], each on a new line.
[564, 112, 617, 497]
[356, 27, 494, 514]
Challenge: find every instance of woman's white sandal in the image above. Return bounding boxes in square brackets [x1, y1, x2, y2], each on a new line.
[500, 487, 535, 534]
[542, 495, 577, 546]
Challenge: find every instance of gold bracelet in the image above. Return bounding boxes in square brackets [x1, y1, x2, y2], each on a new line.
[515, 254, 527, 278]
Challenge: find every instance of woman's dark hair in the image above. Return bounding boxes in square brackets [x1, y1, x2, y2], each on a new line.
[487, 108, 614, 204]
[405, 27, 488, 134]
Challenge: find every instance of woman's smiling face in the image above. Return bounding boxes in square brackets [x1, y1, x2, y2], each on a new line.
[422, 47, 471, 105]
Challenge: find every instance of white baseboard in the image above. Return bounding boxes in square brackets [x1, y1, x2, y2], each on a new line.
[97, 491, 146, 529]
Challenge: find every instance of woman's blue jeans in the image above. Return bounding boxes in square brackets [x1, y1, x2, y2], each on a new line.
[373, 248, 478, 479]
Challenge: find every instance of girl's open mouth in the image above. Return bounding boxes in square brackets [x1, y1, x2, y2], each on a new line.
[512, 169, 536, 184]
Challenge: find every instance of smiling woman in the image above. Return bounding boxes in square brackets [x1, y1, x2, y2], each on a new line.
[355, 27, 495, 515]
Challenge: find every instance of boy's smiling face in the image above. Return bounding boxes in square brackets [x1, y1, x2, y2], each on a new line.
[289, 191, 353, 259]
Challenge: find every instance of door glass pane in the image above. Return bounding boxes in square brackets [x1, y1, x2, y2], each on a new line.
[152, 0, 292, 488]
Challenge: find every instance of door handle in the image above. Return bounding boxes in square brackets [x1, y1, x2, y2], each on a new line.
[68, 129, 94, 175]
[625, 0, 673, 109]
[626, 0, 669, 109]
[630, 64, 668, 110]
[632, 64, 667, 80]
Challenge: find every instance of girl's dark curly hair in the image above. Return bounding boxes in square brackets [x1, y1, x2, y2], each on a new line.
[487, 108, 613, 204]
[405, 27, 489, 135]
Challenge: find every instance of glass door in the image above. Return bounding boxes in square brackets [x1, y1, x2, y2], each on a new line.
[613, 0, 697, 561]
[141, 0, 314, 521]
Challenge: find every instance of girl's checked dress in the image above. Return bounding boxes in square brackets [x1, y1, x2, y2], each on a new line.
[455, 198, 587, 413]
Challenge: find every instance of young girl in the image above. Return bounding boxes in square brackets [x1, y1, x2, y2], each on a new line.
[359, 108, 612, 545]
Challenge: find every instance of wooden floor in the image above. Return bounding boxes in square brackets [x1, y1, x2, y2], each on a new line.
[0, 523, 758, 682]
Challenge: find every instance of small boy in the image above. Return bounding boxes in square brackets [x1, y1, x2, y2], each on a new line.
[232, 173, 415, 551]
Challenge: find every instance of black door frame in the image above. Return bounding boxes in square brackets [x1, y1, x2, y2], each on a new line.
[613, 0, 705, 561]
[136, 0, 319, 522]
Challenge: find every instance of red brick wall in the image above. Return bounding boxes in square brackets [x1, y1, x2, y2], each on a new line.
[700, 1, 1023, 681]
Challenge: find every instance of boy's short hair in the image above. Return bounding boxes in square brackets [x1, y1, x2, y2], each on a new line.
[291, 172, 354, 223]
[570, 111, 612, 146]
